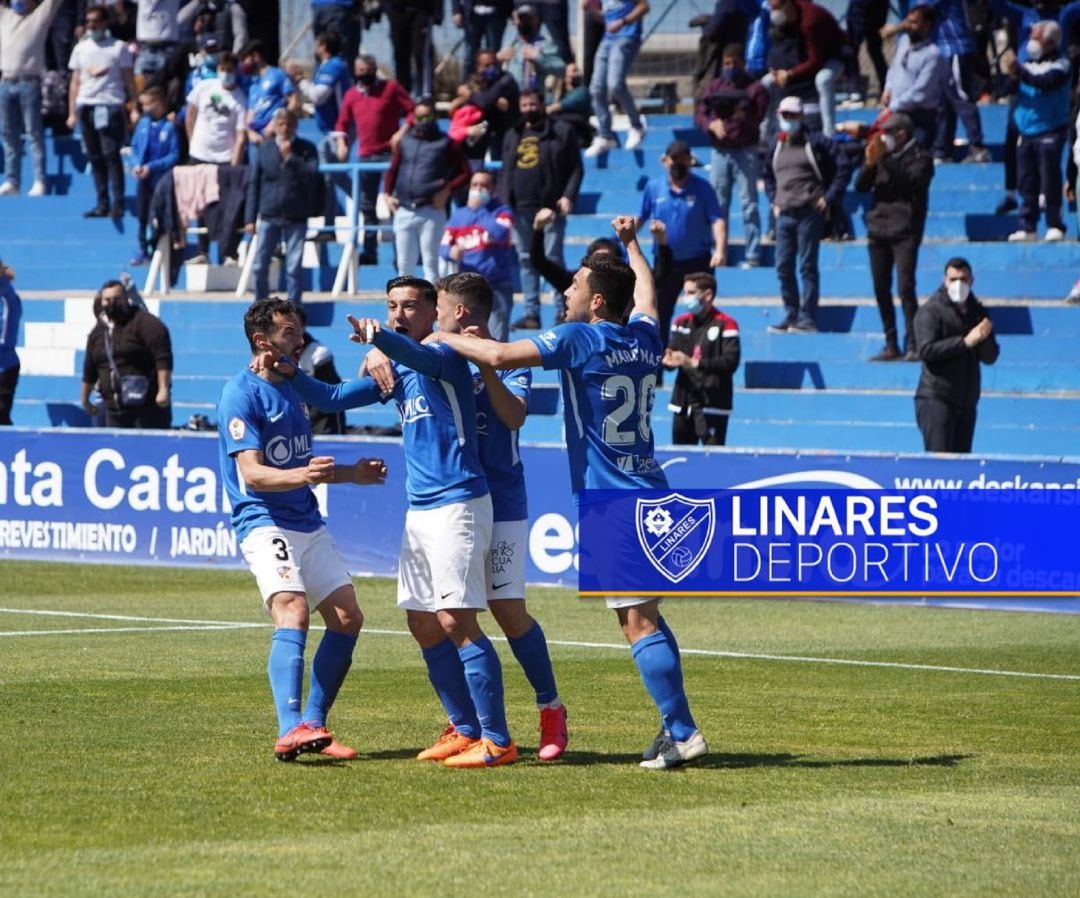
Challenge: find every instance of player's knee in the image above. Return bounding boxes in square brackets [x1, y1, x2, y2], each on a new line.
[269, 592, 311, 630]
[489, 600, 533, 639]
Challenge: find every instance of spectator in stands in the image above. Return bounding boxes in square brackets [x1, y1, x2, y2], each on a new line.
[185, 51, 248, 263]
[1003, 20, 1071, 242]
[0, 257, 21, 425]
[637, 139, 725, 346]
[763, 96, 850, 334]
[453, 1, 513, 79]
[240, 38, 299, 144]
[133, 0, 182, 93]
[449, 47, 521, 161]
[334, 53, 415, 265]
[440, 168, 517, 340]
[311, 0, 361, 66]
[129, 86, 180, 266]
[913, 257, 999, 453]
[386, 0, 442, 97]
[696, 42, 768, 269]
[547, 60, 591, 144]
[68, 5, 136, 219]
[80, 277, 174, 429]
[845, 0, 888, 98]
[0, 0, 63, 198]
[854, 112, 933, 362]
[245, 108, 321, 305]
[662, 271, 741, 445]
[289, 31, 353, 143]
[198, 0, 250, 55]
[691, 0, 755, 96]
[381, 99, 471, 284]
[761, 0, 848, 137]
[296, 304, 346, 434]
[527, 204, 632, 295]
[583, 0, 648, 157]
[497, 4, 565, 100]
[880, 3, 946, 150]
[498, 88, 582, 329]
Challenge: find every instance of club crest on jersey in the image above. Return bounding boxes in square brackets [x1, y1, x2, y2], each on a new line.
[635, 493, 715, 584]
[229, 417, 245, 440]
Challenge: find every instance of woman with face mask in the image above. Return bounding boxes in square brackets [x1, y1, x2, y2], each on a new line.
[912, 258, 1000, 454]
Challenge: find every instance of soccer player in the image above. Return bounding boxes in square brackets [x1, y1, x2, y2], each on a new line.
[356, 218, 708, 770]
[273, 276, 517, 769]
[432, 271, 568, 760]
[218, 299, 388, 762]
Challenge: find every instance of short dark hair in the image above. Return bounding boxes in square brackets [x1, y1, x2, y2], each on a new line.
[244, 298, 300, 352]
[585, 237, 622, 258]
[99, 278, 125, 296]
[316, 30, 341, 57]
[581, 253, 636, 320]
[519, 88, 542, 102]
[944, 257, 972, 275]
[239, 39, 264, 60]
[386, 275, 437, 305]
[436, 272, 493, 316]
[85, 5, 108, 21]
[721, 43, 745, 60]
[684, 271, 716, 295]
[140, 85, 165, 103]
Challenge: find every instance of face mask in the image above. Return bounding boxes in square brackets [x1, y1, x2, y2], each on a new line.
[947, 280, 970, 304]
[518, 23, 536, 38]
[356, 71, 376, 86]
[12, 0, 29, 15]
[569, 73, 583, 88]
[88, 28, 107, 41]
[469, 188, 491, 206]
[778, 118, 800, 134]
[221, 73, 237, 89]
[240, 60, 254, 76]
[1026, 39, 1044, 59]
[721, 66, 740, 81]
[770, 9, 788, 26]
[882, 133, 897, 152]
[482, 65, 501, 82]
[680, 292, 704, 312]
[414, 120, 438, 137]
[669, 161, 690, 180]
[103, 299, 131, 322]
[523, 108, 544, 124]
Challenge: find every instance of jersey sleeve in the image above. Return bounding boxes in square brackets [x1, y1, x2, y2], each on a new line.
[529, 323, 599, 371]
[502, 367, 533, 403]
[220, 384, 263, 456]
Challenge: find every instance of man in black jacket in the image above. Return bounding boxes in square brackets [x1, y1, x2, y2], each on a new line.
[913, 257, 1000, 453]
[244, 108, 321, 304]
[662, 271, 741, 445]
[499, 89, 583, 329]
[854, 113, 934, 362]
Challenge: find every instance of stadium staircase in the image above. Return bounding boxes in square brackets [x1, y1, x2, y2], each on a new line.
[4, 104, 1080, 457]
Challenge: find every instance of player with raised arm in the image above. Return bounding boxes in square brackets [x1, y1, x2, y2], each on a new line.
[218, 298, 388, 762]
[270, 276, 516, 768]
[350, 219, 707, 770]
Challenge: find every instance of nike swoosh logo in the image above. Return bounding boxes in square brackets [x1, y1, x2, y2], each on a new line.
[440, 591, 454, 600]
[269, 411, 285, 423]
[492, 582, 511, 591]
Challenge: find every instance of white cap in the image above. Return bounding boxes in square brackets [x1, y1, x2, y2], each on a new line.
[777, 96, 803, 116]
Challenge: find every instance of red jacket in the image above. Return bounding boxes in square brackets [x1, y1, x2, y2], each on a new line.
[334, 79, 415, 158]
[788, 0, 848, 85]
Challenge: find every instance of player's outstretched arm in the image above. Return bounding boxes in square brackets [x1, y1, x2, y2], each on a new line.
[612, 214, 658, 321]
[348, 315, 443, 377]
[434, 331, 543, 371]
[333, 457, 389, 485]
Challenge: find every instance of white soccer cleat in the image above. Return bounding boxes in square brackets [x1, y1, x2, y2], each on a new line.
[584, 136, 618, 158]
[624, 127, 645, 151]
[639, 730, 708, 770]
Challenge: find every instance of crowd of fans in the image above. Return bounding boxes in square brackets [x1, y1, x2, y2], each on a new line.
[0, 0, 1078, 452]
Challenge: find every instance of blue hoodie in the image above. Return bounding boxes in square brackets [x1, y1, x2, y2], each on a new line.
[130, 114, 180, 185]
[0, 273, 22, 374]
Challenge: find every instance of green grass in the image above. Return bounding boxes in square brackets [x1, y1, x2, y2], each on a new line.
[1, 560, 1078, 897]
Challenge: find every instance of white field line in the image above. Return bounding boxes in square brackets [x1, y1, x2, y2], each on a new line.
[1, 609, 1078, 682]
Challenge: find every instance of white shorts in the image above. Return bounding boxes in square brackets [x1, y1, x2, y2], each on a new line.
[486, 519, 527, 602]
[240, 525, 352, 612]
[605, 596, 661, 610]
[398, 494, 493, 612]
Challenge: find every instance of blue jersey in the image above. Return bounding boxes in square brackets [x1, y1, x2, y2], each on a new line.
[638, 172, 722, 262]
[289, 330, 488, 510]
[217, 369, 322, 542]
[530, 313, 667, 497]
[247, 66, 296, 134]
[602, 0, 644, 42]
[473, 365, 530, 522]
[312, 55, 352, 133]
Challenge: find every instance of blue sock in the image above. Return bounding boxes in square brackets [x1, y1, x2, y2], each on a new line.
[657, 614, 681, 665]
[459, 637, 511, 747]
[507, 621, 559, 706]
[421, 639, 480, 739]
[303, 630, 357, 728]
[268, 628, 307, 738]
[631, 630, 697, 743]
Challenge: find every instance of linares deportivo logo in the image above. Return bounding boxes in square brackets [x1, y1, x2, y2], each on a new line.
[635, 494, 716, 584]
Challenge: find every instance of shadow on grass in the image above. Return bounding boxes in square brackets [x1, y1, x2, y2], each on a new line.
[554, 751, 973, 770]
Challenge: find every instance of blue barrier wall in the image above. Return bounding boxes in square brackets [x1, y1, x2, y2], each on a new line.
[1, 429, 1077, 611]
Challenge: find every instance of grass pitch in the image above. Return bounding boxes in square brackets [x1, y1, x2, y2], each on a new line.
[1, 560, 1077, 897]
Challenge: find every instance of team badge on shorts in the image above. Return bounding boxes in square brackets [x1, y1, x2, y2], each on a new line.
[229, 417, 245, 440]
[277, 565, 295, 581]
[636, 494, 716, 584]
